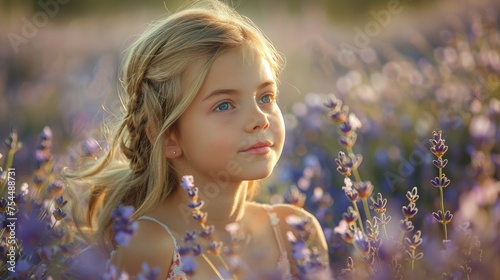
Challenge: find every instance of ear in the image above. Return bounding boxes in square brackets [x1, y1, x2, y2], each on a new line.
[163, 130, 182, 159]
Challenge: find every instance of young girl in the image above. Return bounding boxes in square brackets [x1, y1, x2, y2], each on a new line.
[68, 0, 329, 278]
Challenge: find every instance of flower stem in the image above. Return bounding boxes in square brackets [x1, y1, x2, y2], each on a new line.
[0, 149, 15, 195]
[352, 202, 365, 235]
[362, 198, 372, 222]
[380, 217, 388, 239]
[398, 229, 405, 244]
[411, 250, 415, 271]
[438, 167, 448, 240]
[217, 254, 230, 272]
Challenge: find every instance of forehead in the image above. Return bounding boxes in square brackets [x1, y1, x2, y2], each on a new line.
[203, 45, 274, 87]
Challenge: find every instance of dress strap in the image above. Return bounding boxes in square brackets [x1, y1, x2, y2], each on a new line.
[136, 216, 187, 279]
[137, 216, 177, 246]
[263, 205, 292, 279]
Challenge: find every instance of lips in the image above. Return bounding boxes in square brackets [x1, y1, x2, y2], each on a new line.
[240, 140, 273, 155]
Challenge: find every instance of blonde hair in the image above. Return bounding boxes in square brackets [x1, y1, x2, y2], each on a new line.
[65, 0, 283, 254]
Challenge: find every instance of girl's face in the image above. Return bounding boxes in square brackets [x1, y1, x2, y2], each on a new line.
[174, 46, 285, 183]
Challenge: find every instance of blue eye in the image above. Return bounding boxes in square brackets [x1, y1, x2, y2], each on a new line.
[215, 102, 232, 111]
[259, 94, 275, 104]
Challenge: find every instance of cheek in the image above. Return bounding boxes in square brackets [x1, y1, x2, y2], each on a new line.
[272, 110, 286, 144]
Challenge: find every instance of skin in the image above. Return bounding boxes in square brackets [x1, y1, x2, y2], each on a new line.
[111, 45, 329, 279]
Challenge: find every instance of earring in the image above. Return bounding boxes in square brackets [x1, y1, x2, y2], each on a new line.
[173, 151, 177, 155]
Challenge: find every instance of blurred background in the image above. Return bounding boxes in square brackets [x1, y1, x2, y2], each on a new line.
[1, 0, 499, 274]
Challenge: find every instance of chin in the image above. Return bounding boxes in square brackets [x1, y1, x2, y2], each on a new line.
[244, 166, 275, 180]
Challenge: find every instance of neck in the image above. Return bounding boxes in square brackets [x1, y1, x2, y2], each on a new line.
[167, 177, 249, 234]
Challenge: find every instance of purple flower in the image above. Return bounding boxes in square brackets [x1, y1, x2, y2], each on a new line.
[429, 131, 448, 157]
[55, 195, 68, 208]
[285, 215, 311, 232]
[432, 158, 448, 169]
[284, 185, 306, 208]
[343, 185, 359, 202]
[207, 240, 223, 255]
[180, 175, 195, 190]
[135, 263, 161, 280]
[181, 255, 198, 275]
[430, 175, 451, 188]
[404, 230, 423, 250]
[48, 180, 65, 197]
[4, 127, 23, 152]
[111, 204, 138, 247]
[342, 206, 358, 226]
[399, 219, 414, 232]
[372, 193, 387, 214]
[355, 232, 371, 257]
[183, 230, 196, 243]
[191, 243, 202, 256]
[200, 225, 214, 239]
[405, 186, 419, 203]
[432, 210, 453, 225]
[81, 138, 101, 157]
[324, 96, 343, 110]
[402, 203, 418, 219]
[325, 96, 349, 123]
[192, 211, 207, 224]
[102, 264, 129, 280]
[178, 245, 191, 256]
[52, 207, 67, 221]
[352, 181, 374, 199]
[287, 231, 311, 262]
[188, 200, 204, 209]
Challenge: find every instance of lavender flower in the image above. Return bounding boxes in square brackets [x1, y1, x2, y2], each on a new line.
[335, 151, 354, 177]
[429, 130, 448, 158]
[52, 208, 67, 221]
[352, 181, 374, 199]
[181, 255, 198, 275]
[402, 203, 418, 219]
[135, 263, 161, 280]
[111, 204, 138, 247]
[371, 193, 387, 214]
[429, 131, 453, 240]
[55, 195, 68, 208]
[399, 219, 415, 232]
[432, 210, 453, 225]
[284, 185, 306, 207]
[342, 206, 359, 226]
[430, 175, 451, 188]
[102, 264, 129, 280]
[405, 186, 420, 203]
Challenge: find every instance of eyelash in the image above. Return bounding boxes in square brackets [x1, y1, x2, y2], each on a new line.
[212, 92, 278, 112]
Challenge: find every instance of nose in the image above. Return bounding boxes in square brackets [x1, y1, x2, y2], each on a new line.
[245, 103, 270, 132]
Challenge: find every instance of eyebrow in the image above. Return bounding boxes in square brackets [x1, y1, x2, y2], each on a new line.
[202, 81, 276, 102]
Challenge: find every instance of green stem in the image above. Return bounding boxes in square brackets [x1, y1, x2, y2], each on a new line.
[0, 149, 15, 195]
[217, 254, 230, 271]
[381, 218, 388, 239]
[439, 186, 448, 240]
[411, 250, 415, 271]
[352, 202, 365, 235]
[362, 198, 372, 222]
[398, 228, 405, 244]
[438, 167, 448, 240]
[347, 147, 362, 183]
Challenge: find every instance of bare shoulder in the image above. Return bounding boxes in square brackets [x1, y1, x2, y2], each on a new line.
[108, 219, 175, 279]
[248, 202, 328, 251]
